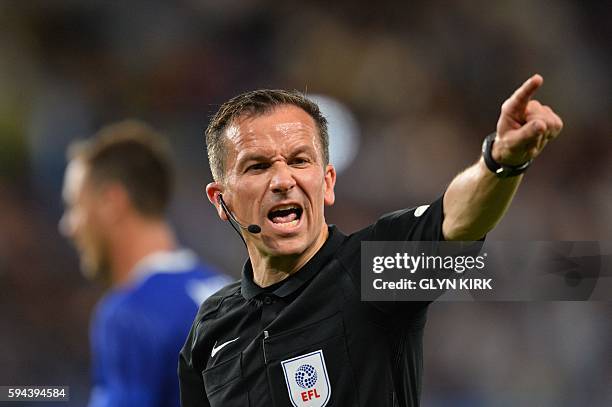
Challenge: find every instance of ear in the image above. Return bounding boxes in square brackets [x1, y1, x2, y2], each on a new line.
[205, 182, 228, 221]
[323, 164, 336, 206]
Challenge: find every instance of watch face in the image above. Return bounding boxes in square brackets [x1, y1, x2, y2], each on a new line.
[497, 160, 532, 178]
[496, 167, 512, 178]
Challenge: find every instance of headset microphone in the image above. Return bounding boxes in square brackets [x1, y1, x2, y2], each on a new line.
[247, 224, 262, 234]
[217, 194, 262, 235]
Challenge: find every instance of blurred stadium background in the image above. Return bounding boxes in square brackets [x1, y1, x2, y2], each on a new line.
[0, 1, 610, 405]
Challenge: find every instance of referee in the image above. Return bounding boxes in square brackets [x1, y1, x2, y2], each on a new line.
[179, 75, 563, 406]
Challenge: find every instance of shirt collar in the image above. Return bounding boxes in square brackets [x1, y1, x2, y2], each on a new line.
[128, 249, 198, 286]
[240, 225, 346, 300]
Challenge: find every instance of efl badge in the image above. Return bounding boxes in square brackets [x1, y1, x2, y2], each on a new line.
[281, 350, 331, 407]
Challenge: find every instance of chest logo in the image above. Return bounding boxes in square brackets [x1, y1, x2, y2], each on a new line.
[281, 350, 331, 407]
[211, 337, 239, 358]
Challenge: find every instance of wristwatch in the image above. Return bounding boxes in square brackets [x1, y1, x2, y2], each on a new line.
[481, 133, 532, 178]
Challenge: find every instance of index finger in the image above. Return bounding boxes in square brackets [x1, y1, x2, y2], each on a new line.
[506, 74, 544, 114]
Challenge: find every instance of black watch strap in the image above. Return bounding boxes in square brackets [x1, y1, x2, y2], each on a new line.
[482, 133, 531, 178]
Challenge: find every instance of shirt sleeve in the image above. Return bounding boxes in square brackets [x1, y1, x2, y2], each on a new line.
[336, 196, 446, 325]
[370, 195, 445, 242]
[178, 321, 210, 407]
[88, 302, 166, 407]
[349, 195, 484, 321]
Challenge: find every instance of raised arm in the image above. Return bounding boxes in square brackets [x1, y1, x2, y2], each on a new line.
[442, 74, 563, 241]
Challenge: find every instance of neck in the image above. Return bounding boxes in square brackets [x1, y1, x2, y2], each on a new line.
[107, 216, 176, 286]
[248, 224, 329, 287]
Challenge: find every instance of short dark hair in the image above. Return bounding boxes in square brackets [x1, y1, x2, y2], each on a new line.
[69, 120, 173, 218]
[205, 89, 329, 182]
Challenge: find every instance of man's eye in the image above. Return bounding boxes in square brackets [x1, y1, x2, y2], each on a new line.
[291, 158, 309, 166]
[246, 163, 269, 172]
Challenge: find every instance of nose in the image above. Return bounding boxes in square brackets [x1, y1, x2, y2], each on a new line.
[269, 162, 296, 194]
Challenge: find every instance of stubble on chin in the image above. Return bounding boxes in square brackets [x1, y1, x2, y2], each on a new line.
[80, 244, 112, 287]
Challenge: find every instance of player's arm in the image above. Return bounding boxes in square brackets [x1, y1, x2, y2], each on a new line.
[442, 74, 563, 241]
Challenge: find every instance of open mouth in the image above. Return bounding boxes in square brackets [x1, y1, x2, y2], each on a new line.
[267, 204, 303, 228]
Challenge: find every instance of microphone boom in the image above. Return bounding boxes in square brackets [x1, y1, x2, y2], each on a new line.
[218, 194, 261, 235]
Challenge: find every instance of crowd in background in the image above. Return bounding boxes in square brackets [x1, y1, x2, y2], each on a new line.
[0, 1, 610, 405]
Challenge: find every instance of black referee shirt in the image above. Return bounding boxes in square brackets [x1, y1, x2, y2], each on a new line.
[179, 197, 444, 407]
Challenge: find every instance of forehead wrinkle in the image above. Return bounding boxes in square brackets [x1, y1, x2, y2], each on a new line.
[274, 121, 312, 134]
[225, 107, 322, 172]
[236, 120, 315, 147]
[236, 132, 318, 163]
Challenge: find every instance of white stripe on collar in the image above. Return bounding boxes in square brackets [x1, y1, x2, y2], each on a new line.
[129, 249, 198, 285]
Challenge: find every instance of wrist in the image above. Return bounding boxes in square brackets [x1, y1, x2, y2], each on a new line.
[482, 133, 531, 178]
[490, 138, 505, 163]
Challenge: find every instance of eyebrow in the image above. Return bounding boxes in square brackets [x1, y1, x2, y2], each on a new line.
[289, 146, 316, 157]
[235, 145, 318, 169]
[236, 153, 270, 167]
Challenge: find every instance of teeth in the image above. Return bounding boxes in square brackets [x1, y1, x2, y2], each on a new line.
[272, 204, 299, 211]
[275, 219, 299, 228]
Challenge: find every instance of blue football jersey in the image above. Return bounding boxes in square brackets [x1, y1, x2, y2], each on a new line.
[88, 250, 231, 407]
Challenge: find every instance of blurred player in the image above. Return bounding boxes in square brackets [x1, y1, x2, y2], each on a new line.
[60, 120, 231, 407]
